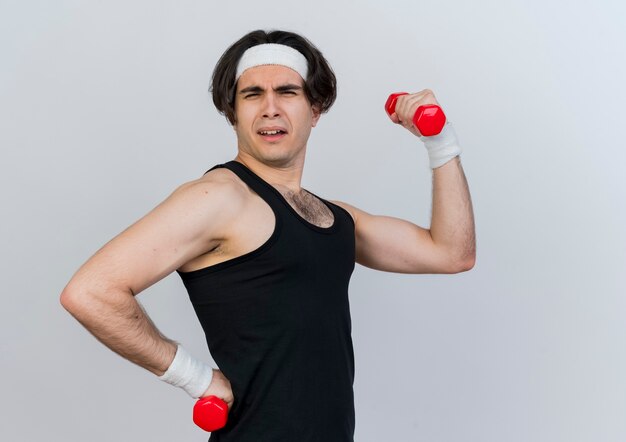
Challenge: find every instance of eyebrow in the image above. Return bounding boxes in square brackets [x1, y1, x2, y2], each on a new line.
[239, 84, 303, 94]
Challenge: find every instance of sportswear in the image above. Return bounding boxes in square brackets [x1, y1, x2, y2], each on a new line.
[177, 160, 356, 441]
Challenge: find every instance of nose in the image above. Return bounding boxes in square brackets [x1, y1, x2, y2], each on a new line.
[261, 92, 280, 119]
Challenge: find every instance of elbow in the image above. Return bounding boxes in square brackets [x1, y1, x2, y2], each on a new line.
[59, 283, 84, 315]
[458, 255, 476, 272]
[449, 251, 476, 274]
[60, 284, 110, 326]
[60, 281, 133, 315]
[59, 281, 98, 316]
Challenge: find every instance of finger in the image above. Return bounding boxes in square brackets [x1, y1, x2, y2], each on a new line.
[400, 89, 438, 109]
[413, 88, 436, 102]
[402, 94, 438, 117]
[389, 112, 401, 124]
[397, 95, 442, 129]
[395, 94, 422, 125]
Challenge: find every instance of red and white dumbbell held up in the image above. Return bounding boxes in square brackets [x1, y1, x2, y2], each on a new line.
[384, 90, 462, 169]
[194, 395, 229, 432]
[384, 92, 446, 136]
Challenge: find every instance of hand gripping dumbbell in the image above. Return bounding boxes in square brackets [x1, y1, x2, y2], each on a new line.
[193, 395, 229, 432]
[385, 92, 447, 136]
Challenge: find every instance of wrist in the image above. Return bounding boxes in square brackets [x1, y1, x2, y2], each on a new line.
[421, 121, 462, 169]
[157, 344, 214, 399]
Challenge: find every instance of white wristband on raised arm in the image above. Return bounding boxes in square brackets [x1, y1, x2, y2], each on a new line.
[420, 121, 462, 169]
[157, 344, 214, 399]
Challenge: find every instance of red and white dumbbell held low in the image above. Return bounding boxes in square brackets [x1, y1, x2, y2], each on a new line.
[194, 395, 229, 432]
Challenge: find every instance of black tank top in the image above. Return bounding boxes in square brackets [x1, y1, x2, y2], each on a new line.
[177, 160, 356, 441]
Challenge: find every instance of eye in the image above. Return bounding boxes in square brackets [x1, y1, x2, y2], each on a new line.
[244, 93, 259, 98]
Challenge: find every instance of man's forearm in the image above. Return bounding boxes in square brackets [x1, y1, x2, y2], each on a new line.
[60, 287, 177, 376]
[430, 156, 476, 268]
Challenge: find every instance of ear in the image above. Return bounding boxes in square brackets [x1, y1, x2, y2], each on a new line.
[311, 105, 321, 128]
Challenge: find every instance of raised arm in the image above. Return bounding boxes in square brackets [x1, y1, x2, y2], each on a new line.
[331, 89, 475, 275]
[59, 173, 243, 376]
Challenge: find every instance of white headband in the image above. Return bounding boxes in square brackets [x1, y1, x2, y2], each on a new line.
[235, 43, 309, 81]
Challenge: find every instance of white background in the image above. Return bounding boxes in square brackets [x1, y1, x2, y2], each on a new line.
[1, 1, 625, 441]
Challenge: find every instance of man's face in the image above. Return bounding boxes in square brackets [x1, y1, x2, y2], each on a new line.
[233, 64, 320, 166]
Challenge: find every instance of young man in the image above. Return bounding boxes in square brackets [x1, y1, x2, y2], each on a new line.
[60, 29, 475, 441]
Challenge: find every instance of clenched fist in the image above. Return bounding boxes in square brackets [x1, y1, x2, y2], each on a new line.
[386, 89, 445, 137]
[201, 369, 234, 410]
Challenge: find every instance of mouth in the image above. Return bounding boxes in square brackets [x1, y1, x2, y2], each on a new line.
[257, 127, 288, 142]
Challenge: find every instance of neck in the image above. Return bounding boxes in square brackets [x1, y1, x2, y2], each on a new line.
[233, 151, 305, 192]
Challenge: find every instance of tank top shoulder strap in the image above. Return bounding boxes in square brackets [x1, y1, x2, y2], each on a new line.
[204, 160, 279, 206]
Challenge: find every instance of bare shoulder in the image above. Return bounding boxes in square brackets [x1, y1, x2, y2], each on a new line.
[182, 166, 245, 196]
[174, 167, 248, 219]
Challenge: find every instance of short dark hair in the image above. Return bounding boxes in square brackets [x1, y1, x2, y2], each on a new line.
[210, 30, 337, 125]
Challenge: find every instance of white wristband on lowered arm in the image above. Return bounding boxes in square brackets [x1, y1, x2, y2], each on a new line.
[157, 344, 214, 399]
[420, 121, 462, 169]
